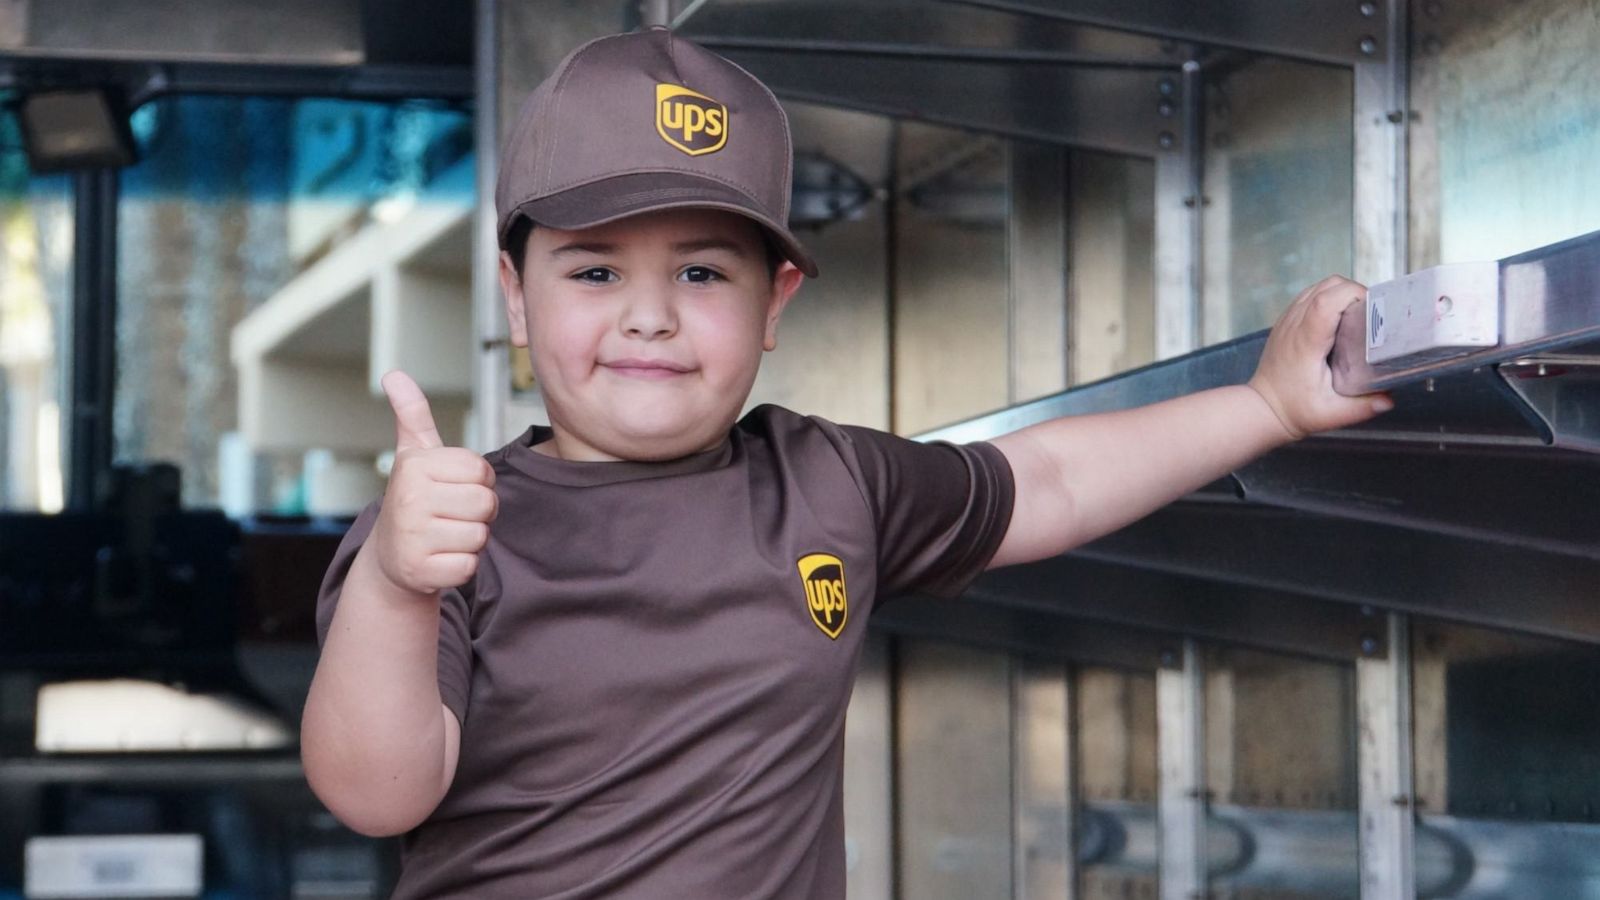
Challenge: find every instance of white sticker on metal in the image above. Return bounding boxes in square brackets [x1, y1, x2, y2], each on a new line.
[25, 835, 203, 899]
[1365, 260, 1500, 367]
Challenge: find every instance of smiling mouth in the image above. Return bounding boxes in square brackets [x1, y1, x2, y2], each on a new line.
[602, 359, 695, 379]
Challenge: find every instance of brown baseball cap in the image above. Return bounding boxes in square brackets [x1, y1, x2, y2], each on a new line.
[495, 27, 818, 278]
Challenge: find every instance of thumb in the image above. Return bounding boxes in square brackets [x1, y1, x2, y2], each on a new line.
[382, 369, 444, 452]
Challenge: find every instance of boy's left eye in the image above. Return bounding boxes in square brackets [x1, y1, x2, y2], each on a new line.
[678, 265, 723, 284]
[573, 267, 618, 284]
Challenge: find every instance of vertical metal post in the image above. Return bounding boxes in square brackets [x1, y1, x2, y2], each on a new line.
[1157, 639, 1206, 900]
[841, 634, 895, 898]
[470, 0, 506, 451]
[1153, 59, 1203, 360]
[1352, 0, 1409, 284]
[1358, 613, 1416, 899]
[67, 168, 119, 511]
[638, 0, 672, 27]
[1007, 143, 1070, 405]
[1012, 660, 1077, 899]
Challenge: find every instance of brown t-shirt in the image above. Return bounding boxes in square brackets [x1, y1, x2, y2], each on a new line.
[316, 405, 1014, 899]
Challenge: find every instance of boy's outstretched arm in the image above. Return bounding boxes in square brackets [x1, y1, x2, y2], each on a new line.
[988, 276, 1393, 569]
[301, 371, 494, 836]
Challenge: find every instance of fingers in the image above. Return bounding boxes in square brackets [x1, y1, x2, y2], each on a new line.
[417, 448, 496, 486]
[416, 553, 480, 592]
[383, 369, 444, 453]
[429, 482, 499, 523]
[426, 518, 492, 554]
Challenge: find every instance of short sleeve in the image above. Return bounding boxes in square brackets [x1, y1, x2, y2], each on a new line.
[315, 500, 475, 726]
[835, 425, 1015, 599]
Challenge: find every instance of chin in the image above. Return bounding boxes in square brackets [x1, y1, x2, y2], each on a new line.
[609, 417, 729, 460]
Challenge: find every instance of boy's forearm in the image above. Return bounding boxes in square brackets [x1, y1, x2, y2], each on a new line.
[989, 384, 1291, 566]
[302, 545, 455, 835]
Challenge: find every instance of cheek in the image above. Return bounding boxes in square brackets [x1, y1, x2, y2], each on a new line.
[527, 303, 606, 378]
[688, 304, 767, 381]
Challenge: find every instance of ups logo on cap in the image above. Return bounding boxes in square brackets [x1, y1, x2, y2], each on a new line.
[656, 83, 728, 156]
[797, 553, 848, 640]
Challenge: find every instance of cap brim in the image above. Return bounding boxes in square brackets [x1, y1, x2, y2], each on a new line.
[506, 172, 818, 278]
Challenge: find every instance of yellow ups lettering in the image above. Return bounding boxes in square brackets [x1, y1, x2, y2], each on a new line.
[797, 553, 849, 640]
[655, 84, 729, 156]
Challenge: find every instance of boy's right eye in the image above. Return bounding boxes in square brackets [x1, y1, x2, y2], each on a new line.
[572, 267, 618, 285]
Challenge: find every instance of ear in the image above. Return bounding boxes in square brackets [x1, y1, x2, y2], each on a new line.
[499, 251, 530, 348]
[762, 262, 805, 352]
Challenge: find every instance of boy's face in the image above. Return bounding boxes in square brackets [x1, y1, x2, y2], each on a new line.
[500, 208, 804, 462]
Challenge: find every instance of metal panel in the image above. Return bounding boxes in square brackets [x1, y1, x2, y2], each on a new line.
[1416, 814, 1600, 898]
[951, 0, 1387, 66]
[1498, 357, 1600, 454]
[895, 641, 1014, 899]
[1156, 640, 1206, 900]
[1364, 261, 1499, 367]
[1333, 228, 1600, 399]
[890, 124, 1010, 434]
[1351, 0, 1408, 286]
[919, 327, 1549, 449]
[1067, 151, 1157, 386]
[1236, 441, 1600, 560]
[1202, 56, 1356, 343]
[1358, 614, 1417, 900]
[1007, 143, 1069, 404]
[843, 634, 895, 898]
[1075, 503, 1600, 646]
[1416, 0, 1600, 266]
[965, 554, 1383, 663]
[719, 48, 1174, 159]
[6, 0, 362, 65]
[872, 596, 1169, 673]
[1013, 660, 1074, 899]
[1153, 62, 1201, 360]
[683, 0, 1178, 65]
[750, 103, 893, 429]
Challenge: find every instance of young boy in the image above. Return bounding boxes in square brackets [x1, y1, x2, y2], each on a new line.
[302, 26, 1391, 899]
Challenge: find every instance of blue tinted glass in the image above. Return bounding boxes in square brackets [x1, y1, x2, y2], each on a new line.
[121, 96, 471, 203]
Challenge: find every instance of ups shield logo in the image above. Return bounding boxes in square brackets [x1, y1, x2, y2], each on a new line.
[656, 83, 728, 156]
[798, 553, 848, 640]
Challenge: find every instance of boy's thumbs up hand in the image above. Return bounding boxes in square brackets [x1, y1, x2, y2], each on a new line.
[369, 370, 498, 597]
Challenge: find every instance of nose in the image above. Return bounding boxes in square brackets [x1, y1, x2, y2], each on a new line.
[619, 283, 677, 340]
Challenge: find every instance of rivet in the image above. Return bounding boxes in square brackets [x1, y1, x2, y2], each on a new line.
[1360, 35, 1380, 55]
[1158, 77, 1177, 97]
[1157, 131, 1176, 150]
[1359, 0, 1378, 16]
[1158, 99, 1176, 117]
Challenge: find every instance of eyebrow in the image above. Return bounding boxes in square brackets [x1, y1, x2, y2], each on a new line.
[546, 237, 751, 259]
[547, 241, 618, 258]
[671, 238, 749, 258]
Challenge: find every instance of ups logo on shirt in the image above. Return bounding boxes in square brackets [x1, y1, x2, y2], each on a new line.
[797, 553, 848, 640]
[656, 83, 728, 156]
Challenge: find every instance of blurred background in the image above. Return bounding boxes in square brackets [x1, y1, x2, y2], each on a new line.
[3, 1, 1600, 897]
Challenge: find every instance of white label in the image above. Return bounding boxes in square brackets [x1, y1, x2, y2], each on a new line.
[1365, 260, 1500, 366]
[25, 835, 203, 899]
